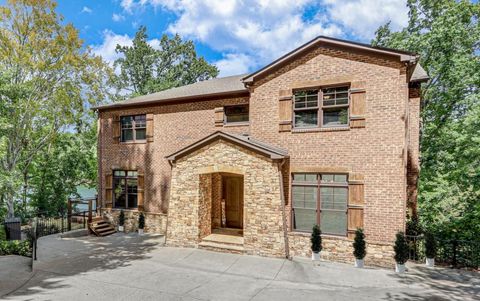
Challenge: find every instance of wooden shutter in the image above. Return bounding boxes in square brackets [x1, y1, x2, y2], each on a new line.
[146, 113, 154, 142]
[105, 172, 113, 208]
[349, 81, 366, 128]
[347, 173, 365, 239]
[137, 171, 145, 211]
[278, 89, 292, 132]
[112, 116, 121, 143]
[214, 107, 224, 126]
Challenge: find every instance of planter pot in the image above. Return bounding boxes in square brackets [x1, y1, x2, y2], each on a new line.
[426, 258, 435, 267]
[354, 258, 364, 268]
[138, 229, 144, 236]
[395, 263, 406, 273]
[311, 252, 320, 261]
[118, 226, 124, 232]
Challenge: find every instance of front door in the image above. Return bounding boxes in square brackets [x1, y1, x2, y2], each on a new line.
[223, 176, 243, 229]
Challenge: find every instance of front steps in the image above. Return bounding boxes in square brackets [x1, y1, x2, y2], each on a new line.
[198, 233, 245, 254]
[89, 216, 116, 237]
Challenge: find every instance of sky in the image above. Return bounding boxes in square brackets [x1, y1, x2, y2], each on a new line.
[52, 0, 411, 77]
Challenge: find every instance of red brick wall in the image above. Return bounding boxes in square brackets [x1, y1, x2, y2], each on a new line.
[98, 44, 419, 244]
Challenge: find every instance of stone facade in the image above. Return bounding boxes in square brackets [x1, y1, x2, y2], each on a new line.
[101, 208, 167, 234]
[97, 40, 421, 267]
[166, 139, 285, 257]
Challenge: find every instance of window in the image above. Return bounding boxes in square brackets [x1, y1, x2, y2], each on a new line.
[121, 115, 146, 142]
[224, 104, 249, 124]
[293, 86, 349, 128]
[113, 170, 138, 209]
[292, 173, 348, 236]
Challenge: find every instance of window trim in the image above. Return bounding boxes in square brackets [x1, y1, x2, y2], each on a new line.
[223, 104, 250, 125]
[120, 114, 147, 143]
[291, 173, 349, 236]
[292, 85, 350, 129]
[112, 170, 139, 209]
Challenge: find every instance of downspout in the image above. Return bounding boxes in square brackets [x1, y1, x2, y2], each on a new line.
[164, 159, 174, 246]
[277, 159, 291, 260]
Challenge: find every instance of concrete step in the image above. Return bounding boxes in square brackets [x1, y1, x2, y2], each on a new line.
[198, 241, 245, 254]
[201, 234, 244, 247]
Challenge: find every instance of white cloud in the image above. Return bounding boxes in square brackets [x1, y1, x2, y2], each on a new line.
[81, 6, 92, 14]
[112, 13, 126, 22]
[91, 30, 133, 65]
[214, 53, 256, 77]
[322, 0, 408, 38]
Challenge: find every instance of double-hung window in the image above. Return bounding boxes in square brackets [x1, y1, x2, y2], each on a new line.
[224, 104, 249, 124]
[292, 173, 348, 236]
[113, 170, 138, 209]
[293, 86, 349, 128]
[121, 115, 146, 142]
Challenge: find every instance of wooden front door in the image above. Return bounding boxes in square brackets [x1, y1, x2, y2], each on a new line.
[223, 176, 243, 229]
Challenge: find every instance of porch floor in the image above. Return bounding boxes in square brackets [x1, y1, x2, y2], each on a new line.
[202, 233, 244, 245]
[212, 227, 243, 236]
[199, 232, 244, 253]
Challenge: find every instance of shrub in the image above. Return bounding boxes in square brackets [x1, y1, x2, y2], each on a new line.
[118, 210, 125, 226]
[311, 224, 322, 253]
[394, 231, 409, 264]
[0, 240, 32, 257]
[424, 232, 437, 259]
[353, 228, 367, 259]
[138, 213, 145, 229]
[0, 225, 6, 241]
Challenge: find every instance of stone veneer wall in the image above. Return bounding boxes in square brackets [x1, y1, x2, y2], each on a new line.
[198, 174, 212, 239]
[211, 174, 222, 229]
[101, 208, 167, 234]
[288, 233, 395, 267]
[166, 139, 286, 257]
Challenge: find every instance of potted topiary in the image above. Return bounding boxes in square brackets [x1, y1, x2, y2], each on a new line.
[118, 210, 125, 232]
[311, 224, 322, 261]
[424, 232, 436, 267]
[353, 228, 366, 268]
[393, 231, 409, 273]
[138, 213, 145, 235]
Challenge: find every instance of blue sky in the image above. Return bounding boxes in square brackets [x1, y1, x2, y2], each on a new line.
[34, 1, 412, 76]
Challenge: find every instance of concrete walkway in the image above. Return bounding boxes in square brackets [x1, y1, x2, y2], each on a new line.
[0, 233, 478, 300]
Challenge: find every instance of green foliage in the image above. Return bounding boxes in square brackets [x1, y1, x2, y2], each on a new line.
[0, 0, 112, 218]
[118, 210, 125, 226]
[113, 26, 218, 98]
[372, 0, 480, 242]
[310, 224, 322, 253]
[424, 232, 437, 259]
[353, 228, 366, 259]
[394, 232, 409, 264]
[138, 213, 145, 229]
[0, 240, 31, 257]
[0, 225, 6, 240]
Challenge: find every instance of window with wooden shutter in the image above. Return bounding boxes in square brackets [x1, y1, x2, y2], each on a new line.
[112, 116, 121, 144]
[146, 113, 154, 142]
[137, 171, 145, 211]
[349, 81, 366, 128]
[105, 172, 113, 208]
[214, 107, 224, 126]
[347, 173, 365, 239]
[278, 89, 292, 132]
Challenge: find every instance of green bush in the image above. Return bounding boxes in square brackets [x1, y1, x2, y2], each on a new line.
[311, 224, 322, 253]
[0, 240, 32, 257]
[424, 232, 437, 259]
[119, 210, 125, 226]
[138, 213, 145, 229]
[353, 228, 367, 259]
[394, 231, 409, 264]
[0, 225, 6, 241]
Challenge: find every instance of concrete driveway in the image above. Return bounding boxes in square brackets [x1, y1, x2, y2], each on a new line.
[1, 233, 478, 301]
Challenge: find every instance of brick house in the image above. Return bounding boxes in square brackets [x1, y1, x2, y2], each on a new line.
[93, 36, 428, 266]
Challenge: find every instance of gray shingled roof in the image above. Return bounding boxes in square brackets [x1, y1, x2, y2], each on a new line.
[410, 63, 429, 82]
[93, 74, 247, 110]
[166, 131, 288, 161]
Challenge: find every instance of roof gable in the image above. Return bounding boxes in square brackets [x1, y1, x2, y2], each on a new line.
[166, 131, 288, 162]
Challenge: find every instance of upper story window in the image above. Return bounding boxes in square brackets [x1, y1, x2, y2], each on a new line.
[121, 115, 146, 142]
[113, 170, 138, 209]
[224, 104, 249, 124]
[293, 86, 349, 128]
[291, 173, 348, 236]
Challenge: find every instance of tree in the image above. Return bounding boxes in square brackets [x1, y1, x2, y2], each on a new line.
[0, 0, 112, 218]
[353, 228, 366, 260]
[393, 232, 409, 264]
[310, 224, 322, 253]
[114, 26, 218, 97]
[372, 0, 480, 241]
